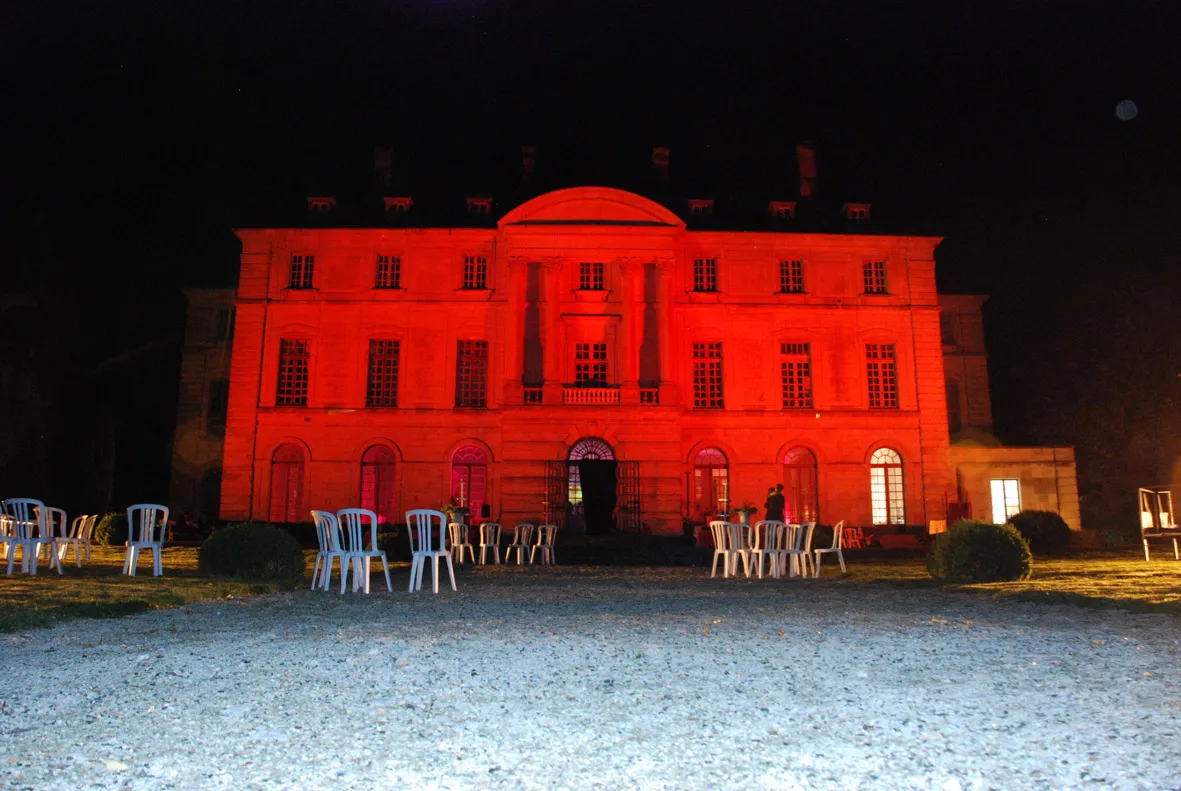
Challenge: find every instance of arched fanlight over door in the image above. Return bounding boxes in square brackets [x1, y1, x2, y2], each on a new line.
[692, 447, 729, 520]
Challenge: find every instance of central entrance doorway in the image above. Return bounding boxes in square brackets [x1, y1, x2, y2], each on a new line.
[568, 438, 616, 535]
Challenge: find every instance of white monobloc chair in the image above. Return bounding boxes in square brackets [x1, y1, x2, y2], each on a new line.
[406, 509, 456, 594]
[795, 521, 817, 577]
[477, 522, 501, 565]
[531, 524, 558, 565]
[1, 499, 53, 575]
[310, 510, 348, 591]
[709, 520, 736, 578]
[58, 514, 97, 566]
[507, 523, 535, 565]
[337, 508, 393, 594]
[40, 507, 70, 569]
[124, 503, 169, 576]
[748, 520, 783, 579]
[448, 522, 476, 565]
[813, 519, 847, 577]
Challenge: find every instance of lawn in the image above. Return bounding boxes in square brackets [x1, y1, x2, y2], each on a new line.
[1, 545, 1177, 634]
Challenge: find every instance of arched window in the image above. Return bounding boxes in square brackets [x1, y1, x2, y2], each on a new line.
[451, 445, 488, 522]
[870, 447, 905, 525]
[360, 445, 396, 524]
[783, 447, 819, 523]
[567, 438, 614, 508]
[692, 447, 729, 520]
[269, 443, 306, 523]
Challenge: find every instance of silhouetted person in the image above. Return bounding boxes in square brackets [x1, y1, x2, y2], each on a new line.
[764, 485, 785, 522]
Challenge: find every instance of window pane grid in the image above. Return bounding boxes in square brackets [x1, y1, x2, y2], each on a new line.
[574, 343, 608, 385]
[990, 479, 1022, 523]
[779, 259, 805, 293]
[866, 344, 899, 408]
[376, 254, 401, 289]
[455, 340, 488, 407]
[366, 339, 400, 407]
[693, 258, 718, 292]
[692, 342, 724, 408]
[870, 451, 905, 525]
[289, 255, 315, 289]
[579, 262, 605, 291]
[863, 260, 887, 294]
[780, 342, 813, 408]
[463, 255, 488, 289]
[276, 339, 309, 406]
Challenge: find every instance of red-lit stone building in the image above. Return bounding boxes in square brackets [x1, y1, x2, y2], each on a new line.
[170, 178, 1080, 535]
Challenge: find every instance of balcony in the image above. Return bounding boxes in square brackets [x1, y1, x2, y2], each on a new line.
[562, 385, 620, 406]
[523, 387, 543, 405]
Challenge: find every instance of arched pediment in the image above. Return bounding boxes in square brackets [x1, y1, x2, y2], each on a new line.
[499, 187, 685, 229]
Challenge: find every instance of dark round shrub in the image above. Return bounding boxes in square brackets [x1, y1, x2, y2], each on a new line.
[94, 512, 128, 545]
[1007, 510, 1072, 555]
[199, 522, 306, 588]
[927, 519, 1032, 583]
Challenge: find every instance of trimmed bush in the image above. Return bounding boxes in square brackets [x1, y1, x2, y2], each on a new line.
[1007, 510, 1072, 555]
[199, 522, 306, 588]
[927, 519, 1032, 583]
[94, 512, 128, 545]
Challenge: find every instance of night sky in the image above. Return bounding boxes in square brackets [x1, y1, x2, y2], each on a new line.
[5, 1, 1180, 528]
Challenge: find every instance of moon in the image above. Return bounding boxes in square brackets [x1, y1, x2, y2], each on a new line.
[1115, 100, 1138, 121]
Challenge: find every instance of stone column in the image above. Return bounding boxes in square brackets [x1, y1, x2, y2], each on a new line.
[541, 256, 564, 404]
[656, 256, 680, 404]
[618, 256, 641, 405]
[503, 255, 528, 406]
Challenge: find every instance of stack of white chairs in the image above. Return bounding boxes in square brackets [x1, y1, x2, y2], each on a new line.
[448, 522, 476, 565]
[2, 498, 58, 575]
[748, 520, 783, 579]
[796, 522, 817, 577]
[531, 524, 558, 565]
[814, 519, 847, 577]
[477, 522, 501, 565]
[407, 509, 456, 594]
[337, 508, 393, 594]
[124, 503, 169, 576]
[310, 510, 348, 591]
[58, 514, 97, 567]
[506, 523, 535, 565]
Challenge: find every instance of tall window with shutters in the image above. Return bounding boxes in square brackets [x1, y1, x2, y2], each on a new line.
[276, 339, 309, 406]
[455, 341, 488, 407]
[366, 340, 400, 407]
[692, 342, 724, 408]
[780, 343, 813, 408]
[574, 343, 608, 386]
[866, 344, 898, 408]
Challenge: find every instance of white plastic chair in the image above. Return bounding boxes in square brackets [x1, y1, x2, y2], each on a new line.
[448, 522, 476, 565]
[124, 503, 169, 577]
[406, 509, 456, 594]
[507, 523, 535, 565]
[477, 522, 501, 565]
[708, 520, 736, 578]
[813, 519, 847, 577]
[531, 524, 558, 565]
[778, 523, 809, 578]
[1, 499, 50, 575]
[58, 514, 96, 566]
[310, 510, 348, 591]
[795, 522, 817, 577]
[39, 507, 70, 569]
[337, 508, 393, 594]
[749, 520, 783, 579]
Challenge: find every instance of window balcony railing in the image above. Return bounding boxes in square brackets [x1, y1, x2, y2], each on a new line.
[639, 388, 660, 405]
[523, 387, 543, 405]
[562, 385, 620, 406]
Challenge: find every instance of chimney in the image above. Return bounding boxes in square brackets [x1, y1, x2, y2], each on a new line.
[652, 146, 670, 181]
[374, 146, 392, 191]
[521, 146, 536, 180]
[796, 143, 817, 197]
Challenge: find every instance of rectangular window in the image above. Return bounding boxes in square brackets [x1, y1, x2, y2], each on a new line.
[213, 308, 234, 341]
[455, 340, 488, 407]
[779, 260, 805, 293]
[376, 254, 401, 289]
[863, 260, 887, 294]
[780, 343, 813, 408]
[692, 258, 718, 293]
[276, 339, 309, 406]
[574, 343, 608, 385]
[579, 262, 605, 291]
[866, 344, 898, 408]
[463, 255, 488, 290]
[990, 479, 1021, 523]
[206, 379, 230, 435]
[692, 342, 724, 408]
[366, 339, 400, 407]
[289, 255, 315, 289]
[940, 312, 957, 345]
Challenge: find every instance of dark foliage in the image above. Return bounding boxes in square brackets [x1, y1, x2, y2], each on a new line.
[199, 522, 305, 588]
[927, 519, 1032, 583]
[378, 524, 413, 562]
[93, 512, 128, 545]
[1008, 510, 1072, 555]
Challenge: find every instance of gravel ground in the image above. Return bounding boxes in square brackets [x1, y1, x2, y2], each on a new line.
[1, 565, 1179, 791]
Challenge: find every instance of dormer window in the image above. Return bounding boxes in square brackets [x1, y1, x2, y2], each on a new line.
[307, 197, 336, 214]
[688, 199, 714, 216]
[384, 197, 413, 214]
[843, 202, 871, 221]
[466, 197, 493, 214]
[769, 201, 797, 219]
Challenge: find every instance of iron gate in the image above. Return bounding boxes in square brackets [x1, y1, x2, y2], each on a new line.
[616, 461, 641, 532]
[544, 461, 568, 529]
